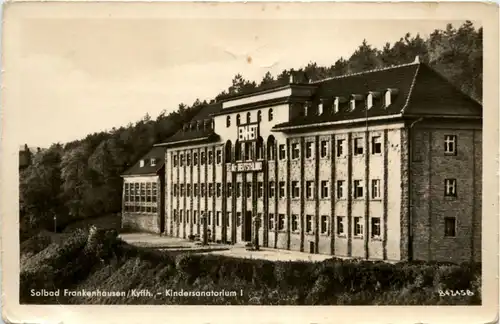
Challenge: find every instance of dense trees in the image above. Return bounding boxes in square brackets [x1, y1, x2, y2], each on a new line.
[19, 21, 483, 235]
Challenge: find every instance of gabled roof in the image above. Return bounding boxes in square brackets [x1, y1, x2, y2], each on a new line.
[157, 102, 222, 146]
[121, 146, 165, 176]
[273, 62, 481, 130]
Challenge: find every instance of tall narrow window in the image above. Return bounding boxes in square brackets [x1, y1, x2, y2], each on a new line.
[444, 217, 456, 237]
[269, 181, 275, 198]
[337, 216, 345, 235]
[354, 217, 363, 237]
[291, 143, 300, 159]
[371, 217, 381, 238]
[257, 182, 264, 198]
[208, 151, 213, 165]
[216, 212, 221, 226]
[257, 110, 262, 122]
[354, 180, 364, 199]
[291, 214, 299, 232]
[201, 184, 206, 197]
[173, 155, 178, 167]
[227, 182, 232, 197]
[366, 93, 373, 109]
[337, 180, 345, 199]
[269, 214, 275, 230]
[292, 181, 300, 198]
[186, 154, 191, 166]
[336, 139, 345, 157]
[306, 215, 313, 234]
[180, 184, 185, 197]
[193, 152, 198, 166]
[385, 90, 392, 107]
[246, 112, 251, 124]
[278, 214, 285, 231]
[305, 142, 313, 158]
[268, 108, 274, 121]
[226, 115, 231, 127]
[306, 181, 314, 199]
[194, 184, 198, 197]
[267, 136, 276, 160]
[186, 184, 191, 197]
[246, 183, 252, 198]
[216, 183, 222, 198]
[279, 144, 286, 160]
[201, 152, 206, 165]
[180, 154, 184, 166]
[372, 136, 382, 154]
[444, 179, 457, 197]
[236, 114, 241, 126]
[320, 140, 329, 158]
[320, 216, 329, 235]
[349, 99, 356, 111]
[216, 150, 222, 164]
[279, 182, 286, 198]
[236, 182, 242, 198]
[321, 180, 329, 199]
[371, 179, 381, 199]
[444, 135, 457, 155]
[354, 138, 364, 155]
[333, 97, 339, 113]
[208, 184, 214, 197]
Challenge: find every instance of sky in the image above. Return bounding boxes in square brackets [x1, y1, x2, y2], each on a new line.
[2, 3, 474, 148]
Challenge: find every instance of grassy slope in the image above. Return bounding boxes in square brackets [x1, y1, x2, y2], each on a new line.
[20, 228, 482, 306]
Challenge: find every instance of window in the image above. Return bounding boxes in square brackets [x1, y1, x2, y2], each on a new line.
[186, 211, 191, 224]
[366, 93, 373, 109]
[278, 214, 285, 231]
[354, 217, 363, 237]
[371, 179, 381, 199]
[227, 182, 232, 197]
[186, 184, 191, 197]
[173, 184, 178, 196]
[180, 154, 184, 166]
[372, 136, 382, 154]
[216, 183, 222, 198]
[444, 135, 457, 155]
[318, 101, 324, 115]
[269, 181, 275, 198]
[226, 115, 231, 127]
[208, 151, 213, 165]
[306, 181, 314, 199]
[236, 114, 241, 126]
[257, 110, 262, 122]
[180, 210, 184, 223]
[194, 184, 198, 197]
[216, 150, 222, 164]
[268, 108, 273, 121]
[354, 138, 364, 155]
[385, 90, 392, 107]
[201, 152, 206, 165]
[371, 217, 381, 238]
[173, 155, 178, 167]
[279, 145, 286, 160]
[186, 154, 191, 166]
[173, 210, 178, 223]
[291, 214, 299, 232]
[291, 143, 300, 159]
[246, 112, 251, 124]
[279, 182, 286, 198]
[320, 216, 329, 235]
[201, 184, 206, 197]
[208, 183, 214, 197]
[180, 184, 185, 197]
[337, 180, 345, 199]
[216, 212, 221, 226]
[350, 99, 356, 111]
[246, 183, 252, 198]
[321, 181, 329, 199]
[194, 211, 198, 225]
[305, 142, 313, 158]
[306, 215, 313, 234]
[444, 179, 457, 197]
[291, 181, 299, 198]
[336, 139, 345, 157]
[269, 214, 275, 230]
[193, 152, 198, 166]
[333, 97, 339, 113]
[236, 183, 242, 198]
[225, 212, 230, 227]
[139, 159, 145, 167]
[257, 182, 264, 198]
[150, 158, 157, 166]
[444, 217, 456, 237]
[354, 180, 364, 199]
[320, 140, 329, 158]
[208, 211, 212, 226]
[232, 212, 239, 227]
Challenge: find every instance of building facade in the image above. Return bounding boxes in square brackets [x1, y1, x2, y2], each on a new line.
[126, 61, 482, 263]
[121, 147, 166, 233]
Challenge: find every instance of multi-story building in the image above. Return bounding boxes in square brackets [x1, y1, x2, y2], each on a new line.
[121, 146, 166, 233]
[125, 60, 482, 263]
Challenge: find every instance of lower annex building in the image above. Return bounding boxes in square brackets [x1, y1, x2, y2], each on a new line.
[121, 60, 482, 263]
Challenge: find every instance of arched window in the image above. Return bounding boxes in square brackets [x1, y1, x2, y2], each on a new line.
[267, 135, 276, 160]
[257, 110, 262, 123]
[225, 140, 232, 163]
[235, 140, 241, 161]
[226, 115, 231, 127]
[367, 93, 373, 109]
[236, 114, 241, 126]
[268, 108, 274, 121]
[334, 97, 339, 113]
[246, 112, 251, 124]
[256, 136, 264, 160]
[385, 90, 392, 107]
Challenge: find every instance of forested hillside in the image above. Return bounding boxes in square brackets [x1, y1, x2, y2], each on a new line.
[19, 21, 482, 238]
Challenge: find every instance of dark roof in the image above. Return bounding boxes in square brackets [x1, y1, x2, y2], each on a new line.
[158, 103, 222, 145]
[122, 146, 165, 176]
[273, 63, 481, 130]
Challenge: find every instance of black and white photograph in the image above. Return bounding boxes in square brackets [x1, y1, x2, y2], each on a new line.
[1, 2, 498, 323]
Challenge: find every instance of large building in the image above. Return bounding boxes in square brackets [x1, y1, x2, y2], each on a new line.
[122, 60, 482, 263]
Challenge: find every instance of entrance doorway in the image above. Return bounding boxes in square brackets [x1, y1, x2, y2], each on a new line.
[309, 241, 315, 254]
[244, 211, 252, 241]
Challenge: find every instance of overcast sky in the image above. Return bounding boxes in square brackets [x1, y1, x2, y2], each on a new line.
[2, 3, 475, 148]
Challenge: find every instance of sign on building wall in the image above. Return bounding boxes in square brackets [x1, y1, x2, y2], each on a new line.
[230, 161, 263, 172]
[237, 122, 259, 142]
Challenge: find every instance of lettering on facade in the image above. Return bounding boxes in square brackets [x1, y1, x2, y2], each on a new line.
[230, 161, 263, 172]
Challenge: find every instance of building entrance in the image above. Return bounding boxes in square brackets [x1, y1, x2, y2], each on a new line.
[244, 211, 252, 241]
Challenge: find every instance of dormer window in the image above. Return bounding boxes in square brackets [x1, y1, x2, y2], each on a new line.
[367, 93, 373, 109]
[385, 90, 392, 107]
[318, 100, 324, 115]
[349, 99, 356, 111]
[182, 124, 188, 131]
[197, 121, 202, 130]
[334, 97, 339, 113]
[150, 158, 157, 166]
[139, 159, 145, 167]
